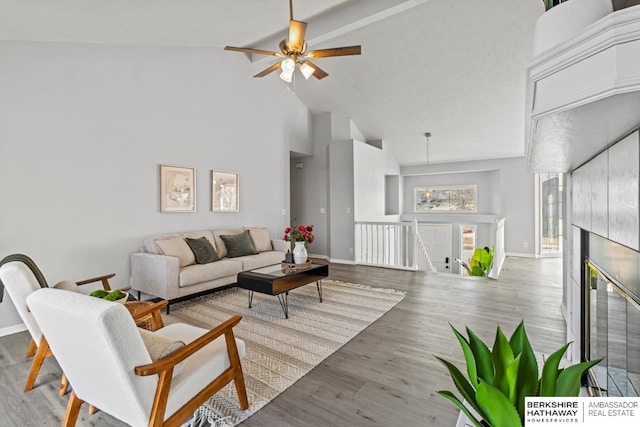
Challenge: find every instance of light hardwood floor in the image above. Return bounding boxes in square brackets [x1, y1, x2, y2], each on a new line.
[0, 256, 564, 426]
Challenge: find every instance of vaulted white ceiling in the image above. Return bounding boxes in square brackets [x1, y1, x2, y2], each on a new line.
[0, 0, 544, 166]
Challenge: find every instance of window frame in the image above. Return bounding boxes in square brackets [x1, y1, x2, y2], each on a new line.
[413, 184, 478, 213]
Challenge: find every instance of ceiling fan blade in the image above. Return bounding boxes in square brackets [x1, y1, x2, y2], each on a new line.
[224, 46, 280, 56]
[305, 61, 329, 80]
[288, 19, 307, 52]
[253, 62, 283, 78]
[306, 45, 361, 58]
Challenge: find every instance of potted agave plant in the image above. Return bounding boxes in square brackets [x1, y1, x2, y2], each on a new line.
[436, 321, 600, 427]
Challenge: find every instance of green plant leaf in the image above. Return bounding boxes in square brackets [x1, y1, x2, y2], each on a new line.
[435, 356, 481, 413]
[506, 354, 522, 404]
[509, 321, 539, 418]
[555, 359, 602, 396]
[476, 382, 523, 427]
[437, 391, 485, 427]
[470, 266, 485, 276]
[491, 326, 515, 396]
[467, 328, 495, 384]
[451, 324, 480, 387]
[539, 343, 570, 396]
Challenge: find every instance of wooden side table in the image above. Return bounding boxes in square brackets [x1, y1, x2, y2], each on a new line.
[125, 301, 163, 331]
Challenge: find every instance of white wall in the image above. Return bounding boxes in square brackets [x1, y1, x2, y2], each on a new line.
[353, 140, 402, 222]
[402, 157, 535, 255]
[0, 41, 311, 332]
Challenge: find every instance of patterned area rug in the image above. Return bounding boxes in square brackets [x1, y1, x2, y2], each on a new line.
[165, 279, 406, 427]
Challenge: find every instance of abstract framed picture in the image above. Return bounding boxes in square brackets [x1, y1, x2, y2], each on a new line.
[211, 170, 239, 212]
[160, 165, 196, 213]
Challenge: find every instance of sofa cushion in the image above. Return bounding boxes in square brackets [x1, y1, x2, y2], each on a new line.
[212, 229, 243, 258]
[145, 231, 215, 255]
[245, 227, 273, 252]
[155, 236, 195, 267]
[179, 259, 242, 288]
[220, 230, 258, 258]
[234, 251, 286, 271]
[184, 237, 220, 264]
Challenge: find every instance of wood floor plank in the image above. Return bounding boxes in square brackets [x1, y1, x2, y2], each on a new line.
[0, 257, 565, 426]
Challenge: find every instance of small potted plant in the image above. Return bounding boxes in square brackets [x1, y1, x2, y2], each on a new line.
[436, 321, 600, 427]
[89, 289, 129, 304]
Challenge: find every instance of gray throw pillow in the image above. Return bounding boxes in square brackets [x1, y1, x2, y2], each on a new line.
[220, 230, 258, 258]
[184, 237, 220, 264]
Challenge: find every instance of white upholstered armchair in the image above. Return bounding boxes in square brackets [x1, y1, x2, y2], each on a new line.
[26, 288, 249, 427]
[0, 253, 119, 394]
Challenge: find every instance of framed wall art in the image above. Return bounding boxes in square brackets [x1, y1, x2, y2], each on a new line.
[160, 165, 196, 213]
[211, 170, 239, 212]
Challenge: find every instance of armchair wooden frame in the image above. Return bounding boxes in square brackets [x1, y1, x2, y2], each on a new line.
[62, 302, 249, 427]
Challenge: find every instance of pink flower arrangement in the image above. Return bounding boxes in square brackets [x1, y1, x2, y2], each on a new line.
[283, 224, 315, 244]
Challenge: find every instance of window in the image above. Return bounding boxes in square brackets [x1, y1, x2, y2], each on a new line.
[459, 225, 477, 275]
[414, 185, 477, 212]
[539, 173, 563, 253]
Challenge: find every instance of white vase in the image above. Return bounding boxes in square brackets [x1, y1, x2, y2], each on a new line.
[292, 241, 307, 264]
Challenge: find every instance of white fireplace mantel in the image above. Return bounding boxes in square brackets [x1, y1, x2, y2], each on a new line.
[526, 3, 640, 172]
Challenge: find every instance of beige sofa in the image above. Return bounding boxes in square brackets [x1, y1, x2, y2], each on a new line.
[130, 227, 288, 304]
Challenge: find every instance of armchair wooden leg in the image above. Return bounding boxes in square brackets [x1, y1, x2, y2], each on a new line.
[63, 390, 83, 427]
[25, 339, 37, 358]
[224, 330, 249, 410]
[234, 370, 249, 410]
[88, 405, 98, 415]
[24, 337, 50, 391]
[59, 373, 70, 396]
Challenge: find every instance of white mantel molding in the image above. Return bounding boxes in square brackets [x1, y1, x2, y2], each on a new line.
[526, 5, 640, 172]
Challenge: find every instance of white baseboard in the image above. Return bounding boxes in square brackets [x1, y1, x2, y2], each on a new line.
[0, 323, 27, 338]
[308, 253, 357, 265]
[505, 252, 538, 258]
[328, 258, 356, 265]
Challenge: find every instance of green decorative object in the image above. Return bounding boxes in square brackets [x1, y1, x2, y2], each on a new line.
[457, 247, 494, 277]
[436, 321, 601, 427]
[89, 289, 127, 303]
[103, 290, 126, 301]
[89, 289, 109, 298]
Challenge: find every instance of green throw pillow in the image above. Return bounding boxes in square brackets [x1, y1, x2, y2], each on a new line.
[184, 237, 220, 264]
[220, 230, 258, 258]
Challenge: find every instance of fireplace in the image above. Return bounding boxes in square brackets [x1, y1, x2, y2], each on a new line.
[583, 233, 640, 397]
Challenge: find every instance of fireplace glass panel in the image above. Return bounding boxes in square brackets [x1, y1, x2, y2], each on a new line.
[587, 263, 639, 397]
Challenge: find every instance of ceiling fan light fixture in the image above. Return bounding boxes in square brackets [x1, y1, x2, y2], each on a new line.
[299, 62, 314, 80]
[279, 71, 293, 82]
[279, 58, 296, 82]
[281, 58, 295, 73]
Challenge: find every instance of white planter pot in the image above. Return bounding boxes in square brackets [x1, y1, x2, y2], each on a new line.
[292, 241, 308, 264]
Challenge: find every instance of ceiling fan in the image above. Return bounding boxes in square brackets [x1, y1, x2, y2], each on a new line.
[224, 0, 361, 82]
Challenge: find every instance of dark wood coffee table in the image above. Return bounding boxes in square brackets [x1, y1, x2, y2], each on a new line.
[236, 263, 329, 318]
